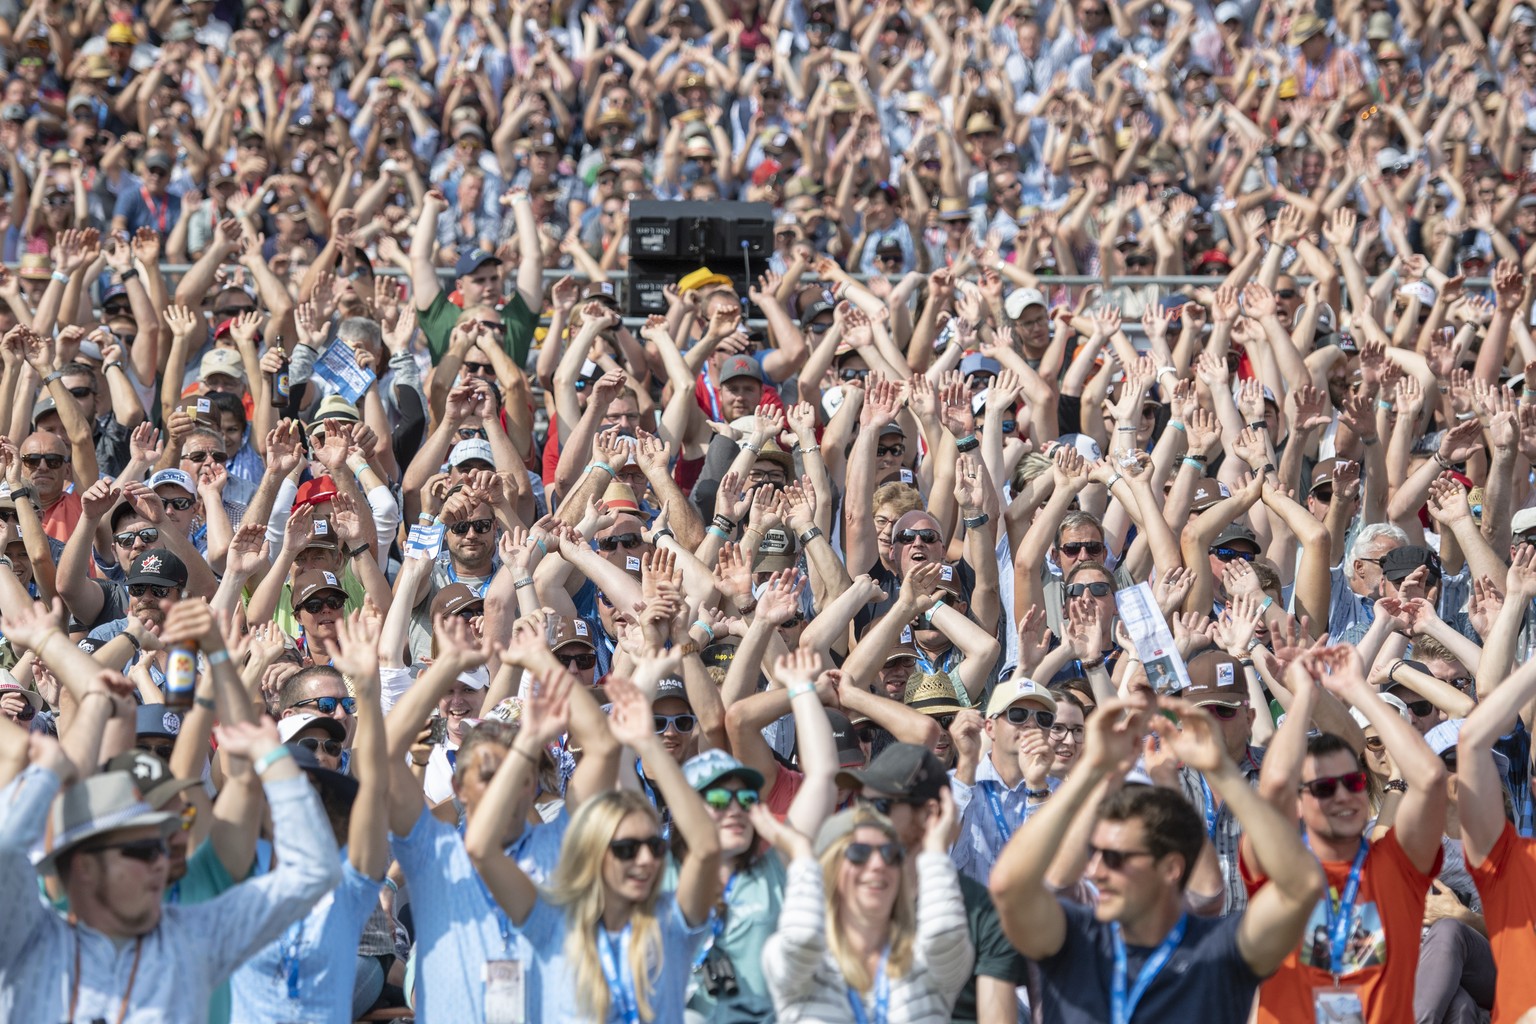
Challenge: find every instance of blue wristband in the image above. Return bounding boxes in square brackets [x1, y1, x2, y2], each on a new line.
[1182, 457, 1206, 470]
[253, 746, 291, 777]
[1167, 420, 1186, 432]
[708, 525, 730, 540]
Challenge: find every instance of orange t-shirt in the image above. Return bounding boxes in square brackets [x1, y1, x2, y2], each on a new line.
[1468, 821, 1536, 1024]
[1241, 829, 1439, 1024]
[40, 490, 83, 547]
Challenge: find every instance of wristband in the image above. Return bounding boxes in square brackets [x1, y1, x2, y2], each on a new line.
[954, 434, 980, 453]
[1259, 596, 1274, 612]
[712, 514, 736, 532]
[253, 746, 292, 777]
[344, 543, 370, 558]
[514, 576, 535, 589]
[1182, 457, 1206, 470]
[195, 696, 217, 710]
[799, 525, 824, 545]
[1247, 421, 1267, 432]
[786, 682, 817, 700]
[1115, 425, 1137, 433]
[799, 443, 820, 454]
[1080, 656, 1106, 669]
[121, 630, 142, 655]
[692, 619, 716, 641]
[206, 649, 230, 665]
[590, 461, 616, 478]
[651, 528, 675, 543]
[103, 361, 124, 373]
[1384, 779, 1408, 793]
[1434, 451, 1454, 469]
[1156, 364, 1177, 379]
[118, 268, 139, 283]
[43, 371, 64, 386]
[1238, 657, 1254, 669]
[1524, 390, 1536, 400]
[925, 599, 945, 622]
[1023, 787, 1052, 800]
[962, 512, 990, 528]
[1376, 401, 1394, 411]
[674, 641, 700, 657]
[1167, 419, 1186, 433]
[51, 271, 70, 284]
[1106, 473, 1124, 490]
[1359, 435, 1379, 446]
[708, 525, 730, 540]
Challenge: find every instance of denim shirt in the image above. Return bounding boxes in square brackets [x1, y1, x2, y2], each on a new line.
[948, 756, 1060, 885]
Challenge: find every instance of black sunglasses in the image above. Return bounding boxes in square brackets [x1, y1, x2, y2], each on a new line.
[449, 518, 494, 535]
[67, 385, 95, 399]
[609, 835, 667, 860]
[300, 594, 347, 614]
[1060, 541, 1105, 557]
[1211, 546, 1257, 563]
[839, 368, 870, 381]
[896, 528, 940, 544]
[1206, 704, 1243, 720]
[216, 305, 258, 316]
[845, 841, 904, 866]
[295, 736, 343, 757]
[88, 837, 169, 863]
[1404, 699, 1434, 718]
[9, 702, 36, 722]
[654, 713, 697, 734]
[161, 496, 196, 512]
[21, 453, 67, 469]
[128, 583, 175, 598]
[114, 527, 159, 548]
[1090, 845, 1155, 871]
[1004, 706, 1056, 728]
[1298, 770, 1369, 799]
[290, 695, 358, 715]
[1311, 486, 1334, 503]
[597, 533, 643, 551]
[464, 361, 494, 375]
[557, 650, 598, 670]
[184, 450, 228, 464]
[877, 444, 905, 457]
[1065, 581, 1112, 598]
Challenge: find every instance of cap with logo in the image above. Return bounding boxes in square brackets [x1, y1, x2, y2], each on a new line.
[430, 582, 485, 619]
[299, 517, 338, 551]
[653, 677, 693, 708]
[835, 742, 948, 799]
[277, 712, 348, 744]
[719, 355, 764, 384]
[148, 469, 197, 497]
[684, 749, 765, 792]
[753, 527, 800, 572]
[1004, 287, 1047, 320]
[449, 438, 496, 468]
[1191, 477, 1231, 512]
[293, 569, 347, 606]
[985, 677, 1058, 718]
[1183, 650, 1248, 706]
[127, 549, 188, 588]
[103, 749, 199, 808]
[550, 615, 596, 651]
[135, 703, 183, 738]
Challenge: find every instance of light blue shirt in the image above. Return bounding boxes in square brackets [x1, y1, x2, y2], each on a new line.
[948, 756, 1059, 885]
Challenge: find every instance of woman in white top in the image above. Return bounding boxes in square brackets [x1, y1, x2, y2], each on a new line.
[756, 795, 975, 1024]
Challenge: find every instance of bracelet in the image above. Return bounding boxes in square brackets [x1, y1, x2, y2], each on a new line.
[713, 513, 736, 531]
[590, 461, 616, 478]
[1384, 779, 1408, 793]
[1023, 787, 1052, 800]
[1259, 596, 1273, 612]
[103, 361, 124, 374]
[1377, 401, 1394, 412]
[739, 440, 762, 454]
[786, 682, 817, 700]
[1156, 364, 1177, 379]
[799, 443, 820, 454]
[743, 524, 763, 538]
[514, 576, 535, 589]
[1182, 457, 1206, 470]
[207, 649, 230, 665]
[344, 543, 370, 558]
[925, 599, 945, 622]
[1106, 473, 1124, 490]
[674, 641, 700, 657]
[1388, 659, 1403, 684]
[1455, 411, 1477, 421]
[651, 528, 675, 543]
[194, 696, 217, 710]
[1167, 419, 1186, 433]
[1080, 656, 1106, 669]
[962, 512, 990, 528]
[1238, 657, 1254, 668]
[253, 746, 291, 777]
[1524, 390, 1536, 400]
[708, 525, 730, 540]
[121, 630, 142, 655]
[692, 619, 716, 641]
[510, 745, 540, 765]
[118, 268, 139, 283]
[955, 435, 980, 453]
[799, 525, 824, 545]
[50, 271, 69, 284]
[1434, 451, 1454, 469]
[43, 371, 63, 386]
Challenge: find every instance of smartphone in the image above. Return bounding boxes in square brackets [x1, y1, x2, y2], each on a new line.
[426, 714, 449, 746]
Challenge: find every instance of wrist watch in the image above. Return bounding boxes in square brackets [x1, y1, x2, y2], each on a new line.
[1023, 787, 1052, 800]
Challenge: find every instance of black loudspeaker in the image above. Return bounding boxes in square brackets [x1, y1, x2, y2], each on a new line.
[626, 200, 773, 314]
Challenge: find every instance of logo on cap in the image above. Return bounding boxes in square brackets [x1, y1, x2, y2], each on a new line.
[574, 620, 590, 637]
[940, 564, 955, 582]
[899, 625, 913, 644]
[314, 521, 329, 535]
[626, 555, 642, 571]
[323, 571, 339, 586]
[162, 712, 181, 734]
[130, 753, 166, 784]
[1216, 662, 1235, 687]
[140, 554, 162, 575]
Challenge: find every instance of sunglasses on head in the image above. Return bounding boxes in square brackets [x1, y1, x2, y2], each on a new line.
[702, 787, 760, 810]
[295, 736, 343, 757]
[161, 496, 195, 512]
[877, 444, 906, 457]
[1060, 541, 1105, 557]
[1065, 581, 1112, 598]
[128, 583, 175, 598]
[1211, 546, 1256, 563]
[184, 450, 227, 464]
[449, 518, 494, 535]
[1298, 770, 1369, 799]
[557, 650, 598, 670]
[1090, 845, 1155, 871]
[609, 835, 667, 860]
[21, 453, 67, 469]
[597, 533, 643, 551]
[896, 528, 940, 544]
[87, 837, 169, 863]
[1404, 699, 1434, 718]
[654, 713, 697, 734]
[114, 527, 159, 548]
[300, 594, 346, 614]
[1003, 706, 1056, 728]
[845, 841, 904, 866]
[291, 695, 357, 715]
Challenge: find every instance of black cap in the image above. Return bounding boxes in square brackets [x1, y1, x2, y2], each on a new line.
[126, 549, 188, 588]
[827, 709, 864, 768]
[1382, 545, 1442, 584]
[836, 742, 947, 801]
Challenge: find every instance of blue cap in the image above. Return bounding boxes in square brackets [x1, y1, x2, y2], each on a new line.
[454, 248, 501, 278]
[135, 704, 182, 738]
[960, 354, 1002, 378]
[683, 749, 765, 792]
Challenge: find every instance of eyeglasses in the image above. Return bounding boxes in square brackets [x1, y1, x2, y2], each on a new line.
[176, 804, 197, 832]
[1205, 704, 1244, 720]
[1089, 845, 1154, 871]
[748, 470, 787, 486]
[1298, 770, 1370, 799]
[295, 736, 344, 757]
[87, 837, 169, 863]
[21, 453, 67, 469]
[1049, 723, 1084, 741]
[896, 528, 940, 544]
[67, 385, 95, 399]
[1404, 699, 1434, 718]
[290, 695, 357, 715]
[654, 713, 697, 734]
[702, 787, 760, 810]
[1065, 581, 1112, 598]
[1363, 735, 1385, 752]
[1211, 547, 1256, 563]
[161, 496, 195, 512]
[300, 594, 347, 614]
[609, 835, 667, 860]
[877, 444, 905, 457]
[933, 713, 957, 729]
[839, 368, 870, 381]
[1059, 541, 1105, 558]
[139, 741, 175, 760]
[183, 450, 228, 464]
[449, 518, 494, 535]
[114, 528, 159, 548]
[1448, 676, 1474, 693]
[128, 584, 175, 598]
[452, 606, 483, 622]
[845, 841, 904, 866]
[556, 650, 598, 670]
[463, 361, 494, 375]
[1003, 706, 1056, 728]
[597, 533, 643, 551]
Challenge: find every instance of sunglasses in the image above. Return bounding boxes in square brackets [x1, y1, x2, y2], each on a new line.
[114, 527, 159, 548]
[896, 528, 940, 544]
[1065, 581, 1112, 598]
[463, 361, 494, 375]
[1274, 289, 1298, 299]
[140, 742, 175, 760]
[1441, 751, 1458, 772]
[845, 841, 904, 866]
[457, 427, 488, 440]
[449, 518, 494, 535]
[184, 450, 228, 464]
[702, 787, 760, 810]
[1404, 699, 1434, 718]
[1125, 255, 1154, 267]
[1211, 547, 1257, 563]
[779, 615, 803, 629]
[654, 713, 697, 734]
[216, 305, 258, 316]
[128, 584, 175, 598]
[1060, 541, 1105, 557]
[161, 496, 196, 512]
[300, 594, 347, 615]
[1004, 706, 1056, 728]
[877, 444, 906, 457]
[295, 736, 344, 757]
[87, 837, 169, 863]
[597, 533, 643, 551]
[21, 453, 67, 469]
[1311, 486, 1333, 503]
[556, 650, 598, 670]
[103, 303, 131, 316]
[291, 695, 358, 715]
[1089, 845, 1155, 871]
[9, 701, 36, 722]
[1298, 770, 1370, 799]
[452, 606, 483, 622]
[609, 835, 667, 860]
[67, 385, 95, 399]
[1204, 704, 1244, 720]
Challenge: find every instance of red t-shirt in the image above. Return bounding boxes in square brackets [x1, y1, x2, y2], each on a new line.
[764, 763, 804, 819]
[1469, 821, 1536, 1024]
[1242, 829, 1439, 1024]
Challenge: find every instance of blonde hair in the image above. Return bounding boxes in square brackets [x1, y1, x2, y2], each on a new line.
[817, 809, 916, 991]
[544, 790, 666, 1022]
[872, 482, 922, 520]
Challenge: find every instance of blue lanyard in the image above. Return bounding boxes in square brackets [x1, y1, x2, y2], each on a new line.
[1110, 913, 1187, 1024]
[598, 924, 641, 1024]
[458, 823, 514, 954]
[1196, 774, 1219, 839]
[443, 559, 494, 596]
[845, 947, 890, 1024]
[279, 919, 304, 1000]
[981, 781, 1019, 848]
[694, 874, 737, 969]
[1305, 836, 1368, 978]
[635, 758, 671, 839]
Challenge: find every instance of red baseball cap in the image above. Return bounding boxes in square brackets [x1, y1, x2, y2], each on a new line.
[295, 475, 338, 509]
